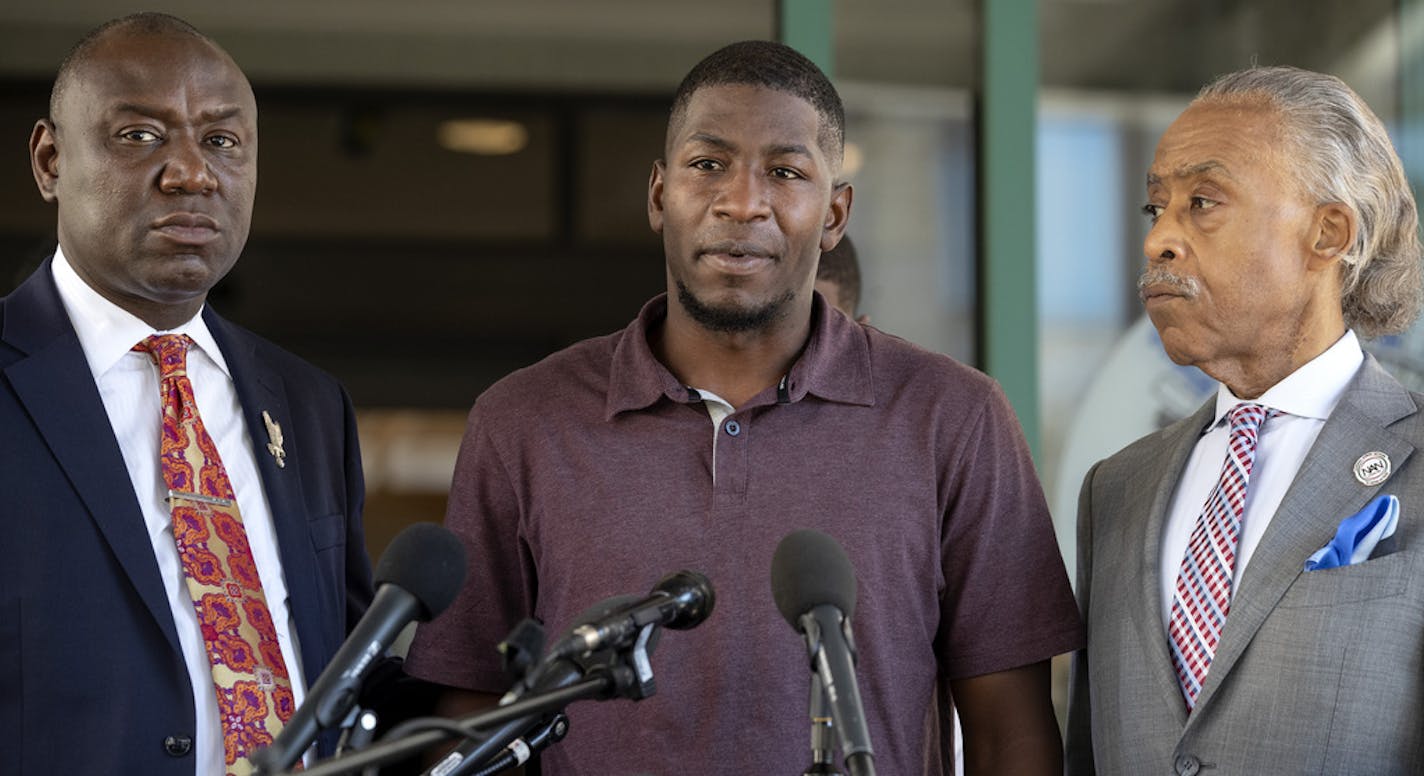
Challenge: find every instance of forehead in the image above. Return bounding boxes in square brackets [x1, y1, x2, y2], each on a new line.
[1149, 100, 1291, 188]
[57, 30, 254, 123]
[672, 84, 823, 149]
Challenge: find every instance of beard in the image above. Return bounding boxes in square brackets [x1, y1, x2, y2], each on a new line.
[676, 280, 794, 333]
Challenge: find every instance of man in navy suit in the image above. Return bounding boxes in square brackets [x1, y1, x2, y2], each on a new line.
[0, 13, 373, 774]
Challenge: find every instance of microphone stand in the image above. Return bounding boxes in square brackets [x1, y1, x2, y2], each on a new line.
[426, 622, 659, 775]
[275, 676, 608, 776]
[802, 674, 842, 775]
[458, 712, 569, 776]
[334, 706, 379, 756]
[284, 623, 662, 776]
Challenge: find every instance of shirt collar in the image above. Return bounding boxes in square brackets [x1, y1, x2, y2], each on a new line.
[51, 246, 231, 381]
[1211, 329, 1363, 427]
[604, 291, 874, 419]
[787, 291, 874, 406]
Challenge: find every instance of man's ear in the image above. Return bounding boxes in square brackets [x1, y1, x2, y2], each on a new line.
[647, 160, 666, 235]
[820, 182, 853, 252]
[30, 119, 60, 203]
[1309, 201, 1357, 271]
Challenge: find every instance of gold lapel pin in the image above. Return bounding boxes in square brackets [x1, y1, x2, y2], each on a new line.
[262, 410, 287, 469]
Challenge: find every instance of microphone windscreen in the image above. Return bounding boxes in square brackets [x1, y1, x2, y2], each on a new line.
[373, 522, 467, 621]
[770, 529, 857, 626]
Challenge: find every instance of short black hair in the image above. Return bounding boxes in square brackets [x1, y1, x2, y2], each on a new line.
[668, 40, 845, 170]
[817, 235, 861, 313]
[49, 12, 211, 122]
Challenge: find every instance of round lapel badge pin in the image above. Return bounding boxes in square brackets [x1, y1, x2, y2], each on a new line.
[1353, 451, 1391, 486]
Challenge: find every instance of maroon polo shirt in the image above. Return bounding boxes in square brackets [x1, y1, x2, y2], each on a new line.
[407, 293, 1082, 774]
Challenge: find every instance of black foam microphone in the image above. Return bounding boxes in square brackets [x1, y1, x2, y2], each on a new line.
[771, 529, 876, 776]
[547, 570, 716, 660]
[252, 522, 467, 774]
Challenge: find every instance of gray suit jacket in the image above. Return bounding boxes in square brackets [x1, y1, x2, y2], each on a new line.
[1067, 355, 1424, 775]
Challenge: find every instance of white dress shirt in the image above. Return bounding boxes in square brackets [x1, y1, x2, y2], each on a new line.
[1159, 330, 1365, 632]
[52, 248, 310, 774]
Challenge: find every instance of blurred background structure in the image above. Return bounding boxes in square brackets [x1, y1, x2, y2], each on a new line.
[2, 0, 1421, 620]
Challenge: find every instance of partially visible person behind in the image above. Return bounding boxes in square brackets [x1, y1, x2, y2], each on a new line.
[1068, 66, 1424, 774]
[407, 40, 1081, 774]
[0, 13, 372, 775]
[815, 233, 870, 323]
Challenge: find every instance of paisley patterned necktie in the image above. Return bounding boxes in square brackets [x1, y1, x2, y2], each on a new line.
[135, 334, 296, 775]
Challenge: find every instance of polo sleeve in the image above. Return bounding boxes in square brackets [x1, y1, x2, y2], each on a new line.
[935, 380, 1084, 679]
[404, 403, 536, 693]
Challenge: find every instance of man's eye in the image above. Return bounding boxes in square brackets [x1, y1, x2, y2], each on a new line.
[207, 134, 238, 149]
[770, 167, 802, 180]
[691, 159, 722, 171]
[1142, 204, 1163, 222]
[120, 129, 160, 142]
[1191, 196, 1219, 211]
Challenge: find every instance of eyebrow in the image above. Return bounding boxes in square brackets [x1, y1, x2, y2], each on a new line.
[686, 132, 735, 152]
[109, 102, 247, 124]
[684, 133, 814, 160]
[1146, 160, 1232, 187]
[766, 143, 814, 159]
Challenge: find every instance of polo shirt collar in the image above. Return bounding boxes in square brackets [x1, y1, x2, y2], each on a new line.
[788, 291, 874, 406]
[604, 291, 874, 420]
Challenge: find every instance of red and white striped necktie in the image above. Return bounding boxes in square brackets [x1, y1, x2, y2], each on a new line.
[1168, 402, 1278, 711]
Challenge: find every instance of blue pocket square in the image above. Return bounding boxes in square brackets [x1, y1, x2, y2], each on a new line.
[1305, 494, 1400, 571]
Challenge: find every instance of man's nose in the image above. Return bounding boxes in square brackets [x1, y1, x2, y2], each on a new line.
[158, 138, 218, 195]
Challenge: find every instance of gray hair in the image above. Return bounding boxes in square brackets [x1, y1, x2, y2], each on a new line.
[1198, 66, 1423, 338]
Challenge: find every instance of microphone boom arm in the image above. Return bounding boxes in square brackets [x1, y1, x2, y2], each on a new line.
[272, 676, 611, 776]
[288, 621, 667, 776]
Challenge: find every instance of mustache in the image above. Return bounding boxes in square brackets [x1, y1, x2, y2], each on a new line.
[1137, 267, 1200, 301]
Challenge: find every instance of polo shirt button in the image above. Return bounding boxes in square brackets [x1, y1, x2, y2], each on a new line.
[725, 420, 741, 436]
[163, 734, 192, 757]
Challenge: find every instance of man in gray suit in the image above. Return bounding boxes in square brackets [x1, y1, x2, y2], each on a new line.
[1068, 66, 1424, 775]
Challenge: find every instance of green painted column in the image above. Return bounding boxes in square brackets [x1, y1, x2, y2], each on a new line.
[777, 0, 834, 75]
[978, 0, 1040, 459]
[1402, 0, 1424, 203]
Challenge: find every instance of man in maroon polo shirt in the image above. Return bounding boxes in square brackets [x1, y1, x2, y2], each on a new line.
[406, 41, 1082, 774]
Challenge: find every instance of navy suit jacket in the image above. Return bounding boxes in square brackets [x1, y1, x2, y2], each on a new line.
[0, 260, 374, 774]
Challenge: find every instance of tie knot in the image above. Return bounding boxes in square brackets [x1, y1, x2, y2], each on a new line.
[1227, 402, 1280, 435]
[133, 334, 193, 377]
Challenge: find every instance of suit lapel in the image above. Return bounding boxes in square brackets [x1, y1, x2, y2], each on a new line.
[1127, 399, 1218, 728]
[1190, 356, 1417, 715]
[2, 264, 182, 653]
[206, 310, 333, 673]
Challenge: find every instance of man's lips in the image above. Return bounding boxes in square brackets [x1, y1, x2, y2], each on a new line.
[699, 241, 775, 275]
[1136, 268, 1199, 304]
[1140, 284, 1187, 304]
[151, 212, 220, 245]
